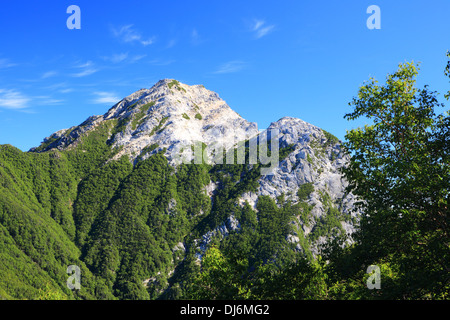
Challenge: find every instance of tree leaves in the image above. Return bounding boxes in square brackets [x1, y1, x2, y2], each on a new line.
[337, 58, 450, 299]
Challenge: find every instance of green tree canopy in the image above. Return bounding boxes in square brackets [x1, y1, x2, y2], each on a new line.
[335, 60, 449, 299]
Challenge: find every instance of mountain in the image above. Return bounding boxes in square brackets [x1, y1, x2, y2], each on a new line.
[0, 79, 359, 300]
[31, 79, 259, 165]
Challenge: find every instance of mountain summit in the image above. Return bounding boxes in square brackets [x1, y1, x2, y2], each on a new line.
[31, 78, 359, 254]
[32, 79, 259, 164]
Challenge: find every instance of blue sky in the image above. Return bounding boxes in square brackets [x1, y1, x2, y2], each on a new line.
[0, 0, 449, 151]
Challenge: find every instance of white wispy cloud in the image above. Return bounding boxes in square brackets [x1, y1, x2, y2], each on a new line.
[148, 58, 175, 66]
[166, 39, 177, 49]
[44, 82, 74, 94]
[76, 61, 93, 68]
[106, 53, 129, 63]
[0, 58, 16, 69]
[0, 89, 30, 110]
[190, 28, 206, 46]
[41, 99, 64, 105]
[111, 25, 155, 46]
[73, 69, 98, 77]
[129, 54, 147, 63]
[213, 61, 246, 74]
[102, 52, 147, 65]
[72, 61, 98, 77]
[42, 71, 58, 79]
[91, 91, 120, 104]
[191, 28, 200, 45]
[34, 95, 64, 105]
[251, 19, 275, 39]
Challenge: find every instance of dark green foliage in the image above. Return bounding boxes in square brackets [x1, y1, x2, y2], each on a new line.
[32, 135, 60, 153]
[73, 155, 132, 247]
[307, 190, 346, 242]
[150, 116, 169, 136]
[168, 80, 186, 93]
[324, 60, 450, 299]
[131, 101, 155, 130]
[0, 123, 219, 300]
[125, 102, 138, 112]
[78, 151, 214, 299]
[140, 101, 156, 111]
[255, 196, 294, 263]
[176, 163, 211, 219]
[251, 256, 329, 300]
[112, 116, 131, 136]
[135, 143, 159, 162]
[297, 182, 314, 201]
[0, 145, 112, 300]
[309, 207, 344, 242]
[67, 120, 118, 179]
[0, 220, 69, 300]
[131, 113, 145, 130]
[322, 130, 339, 146]
[185, 244, 328, 300]
[167, 80, 179, 89]
[194, 113, 202, 120]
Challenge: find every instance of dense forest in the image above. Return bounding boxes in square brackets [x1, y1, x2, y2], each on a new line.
[0, 54, 448, 300]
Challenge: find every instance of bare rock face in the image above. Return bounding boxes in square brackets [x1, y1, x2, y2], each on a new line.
[241, 117, 350, 208]
[238, 117, 359, 255]
[33, 79, 259, 164]
[103, 79, 260, 164]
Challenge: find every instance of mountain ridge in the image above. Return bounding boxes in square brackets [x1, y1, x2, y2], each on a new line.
[0, 79, 359, 300]
[31, 79, 260, 164]
[30, 78, 359, 255]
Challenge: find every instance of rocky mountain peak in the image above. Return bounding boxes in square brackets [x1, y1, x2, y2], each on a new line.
[105, 79, 260, 163]
[31, 80, 260, 164]
[26, 78, 360, 271]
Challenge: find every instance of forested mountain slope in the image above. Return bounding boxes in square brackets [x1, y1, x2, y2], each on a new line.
[0, 79, 358, 299]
